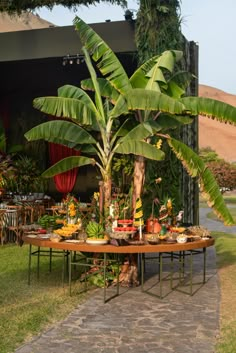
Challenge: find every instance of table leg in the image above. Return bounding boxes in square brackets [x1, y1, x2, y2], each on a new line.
[37, 246, 40, 280]
[159, 253, 163, 299]
[170, 252, 174, 290]
[141, 253, 144, 291]
[189, 250, 193, 296]
[49, 248, 52, 272]
[103, 252, 107, 303]
[203, 247, 206, 283]
[69, 251, 72, 295]
[28, 244, 32, 285]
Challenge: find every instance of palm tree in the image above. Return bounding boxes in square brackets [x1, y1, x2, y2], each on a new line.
[25, 17, 236, 225]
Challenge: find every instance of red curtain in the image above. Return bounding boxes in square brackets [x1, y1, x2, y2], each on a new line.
[49, 143, 80, 194]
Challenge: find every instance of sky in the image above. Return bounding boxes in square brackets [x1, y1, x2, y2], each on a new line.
[37, 0, 236, 95]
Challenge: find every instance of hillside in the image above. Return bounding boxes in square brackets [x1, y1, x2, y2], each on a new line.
[199, 84, 236, 163]
[0, 11, 55, 32]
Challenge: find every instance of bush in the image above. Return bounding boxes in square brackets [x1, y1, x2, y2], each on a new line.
[206, 160, 236, 192]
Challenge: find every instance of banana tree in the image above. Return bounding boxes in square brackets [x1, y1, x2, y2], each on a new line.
[25, 47, 183, 217]
[71, 17, 236, 225]
[25, 17, 236, 225]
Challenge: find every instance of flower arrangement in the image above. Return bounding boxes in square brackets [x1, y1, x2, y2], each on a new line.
[63, 194, 79, 221]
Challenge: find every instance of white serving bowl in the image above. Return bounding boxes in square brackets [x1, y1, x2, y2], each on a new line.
[176, 234, 187, 243]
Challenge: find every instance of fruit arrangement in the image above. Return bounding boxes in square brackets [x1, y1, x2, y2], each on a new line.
[170, 227, 186, 233]
[86, 221, 105, 239]
[38, 214, 62, 230]
[53, 223, 82, 237]
[114, 226, 137, 232]
[118, 219, 133, 226]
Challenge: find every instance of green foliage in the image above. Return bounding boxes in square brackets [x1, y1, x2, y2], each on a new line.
[0, 153, 16, 188]
[168, 137, 234, 225]
[0, 0, 127, 14]
[200, 148, 236, 192]
[112, 155, 134, 193]
[7, 155, 47, 194]
[25, 17, 236, 226]
[143, 138, 182, 219]
[199, 147, 220, 163]
[135, 0, 183, 65]
[206, 160, 236, 192]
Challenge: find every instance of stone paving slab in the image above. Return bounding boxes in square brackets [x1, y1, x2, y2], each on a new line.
[15, 246, 219, 353]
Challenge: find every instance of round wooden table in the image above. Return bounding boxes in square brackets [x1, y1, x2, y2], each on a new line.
[23, 235, 215, 302]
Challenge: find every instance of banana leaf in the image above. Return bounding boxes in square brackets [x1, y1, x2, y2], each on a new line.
[115, 140, 165, 161]
[179, 97, 236, 125]
[74, 16, 132, 95]
[130, 50, 182, 91]
[81, 78, 120, 104]
[111, 88, 186, 117]
[156, 113, 193, 130]
[42, 156, 95, 178]
[25, 120, 97, 150]
[167, 137, 235, 225]
[166, 71, 195, 98]
[117, 120, 162, 143]
[33, 95, 97, 127]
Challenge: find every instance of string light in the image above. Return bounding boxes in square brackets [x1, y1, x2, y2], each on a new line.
[62, 54, 85, 66]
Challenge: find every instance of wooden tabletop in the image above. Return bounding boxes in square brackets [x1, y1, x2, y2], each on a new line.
[23, 236, 215, 254]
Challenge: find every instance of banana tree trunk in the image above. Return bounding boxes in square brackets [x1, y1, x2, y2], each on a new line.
[103, 174, 112, 220]
[132, 155, 146, 210]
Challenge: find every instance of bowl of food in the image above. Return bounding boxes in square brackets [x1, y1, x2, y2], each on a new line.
[146, 234, 160, 244]
[50, 234, 61, 243]
[176, 234, 188, 243]
[86, 238, 109, 245]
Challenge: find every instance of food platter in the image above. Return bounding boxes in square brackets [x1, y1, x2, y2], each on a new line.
[117, 219, 133, 227]
[86, 239, 109, 245]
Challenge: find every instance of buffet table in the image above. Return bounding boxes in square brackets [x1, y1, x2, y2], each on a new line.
[23, 235, 215, 302]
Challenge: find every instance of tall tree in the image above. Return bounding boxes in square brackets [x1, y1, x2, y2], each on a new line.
[135, 0, 183, 65]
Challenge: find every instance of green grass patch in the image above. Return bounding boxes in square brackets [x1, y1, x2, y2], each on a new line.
[222, 196, 236, 204]
[0, 244, 86, 353]
[213, 232, 236, 353]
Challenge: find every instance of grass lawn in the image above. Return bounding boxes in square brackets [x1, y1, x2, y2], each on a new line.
[204, 191, 236, 352]
[213, 232, 236, 353]
[0, 244, 86, 353]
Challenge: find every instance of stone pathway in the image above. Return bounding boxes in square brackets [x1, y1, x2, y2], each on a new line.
[15, 209, 225, 353]
[200, 207, 236, 234]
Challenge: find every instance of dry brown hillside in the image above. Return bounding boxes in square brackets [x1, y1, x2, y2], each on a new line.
[0, 11, 55, 32]
[199, 84, 236, 163]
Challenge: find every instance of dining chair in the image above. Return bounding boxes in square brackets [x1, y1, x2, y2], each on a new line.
[5, 206, 25, 245]
[0, 209, 7, 245]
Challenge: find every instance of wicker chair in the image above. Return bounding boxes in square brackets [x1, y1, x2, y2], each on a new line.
[0, 209, 7, 245]
[5, 206, 25, 245]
